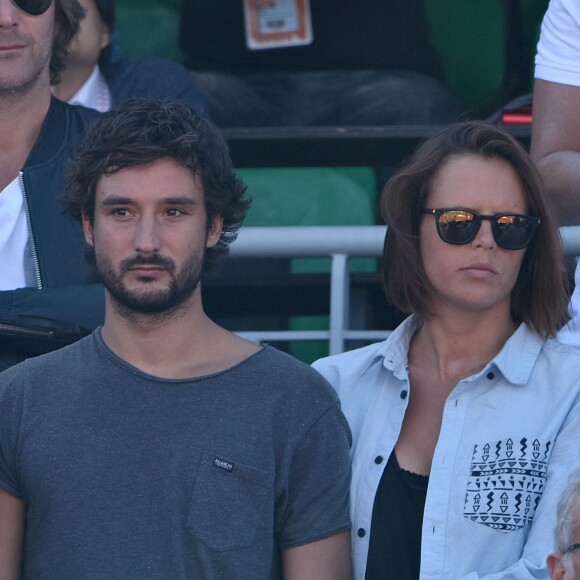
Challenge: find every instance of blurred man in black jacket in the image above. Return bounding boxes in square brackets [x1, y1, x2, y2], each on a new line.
[180, 0, 460, 127]
[0, 0, 103, 371]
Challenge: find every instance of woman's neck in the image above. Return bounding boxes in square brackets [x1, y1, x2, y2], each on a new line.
[409, 309, 517, 383]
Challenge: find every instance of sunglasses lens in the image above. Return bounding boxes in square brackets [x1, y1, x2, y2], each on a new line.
[437, 210, 478, 244]
[493, 215, 535, 250]
[12, 0, 52, 15]
[430, 209, 539, 249]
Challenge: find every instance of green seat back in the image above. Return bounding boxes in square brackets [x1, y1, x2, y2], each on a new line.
[239, 167, 375, 226]
[115, 0, 185, 63]
[236, 166, 378, 273]
[425, 0, 551, 115]
[236, 166, 379, 363]
[424, 0, 506, 114]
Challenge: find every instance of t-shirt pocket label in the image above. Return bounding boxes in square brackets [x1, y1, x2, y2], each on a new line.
[187, 451, 273, 551]
[463, 437, 552, 532]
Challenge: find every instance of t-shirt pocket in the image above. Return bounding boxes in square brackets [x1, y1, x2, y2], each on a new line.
[187, 451, 273, 551]
[463, 436, 553, 532]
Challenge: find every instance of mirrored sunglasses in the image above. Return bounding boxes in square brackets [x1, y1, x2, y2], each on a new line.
[422, 208, 540, 251]
[11, 0, 52, 16]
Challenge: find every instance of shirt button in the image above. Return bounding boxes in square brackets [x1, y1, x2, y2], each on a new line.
[374, 456, 383, 465]
[357, 528, 366, 538]
[400, 389, 408, 399]
[486, 372, 495, 380]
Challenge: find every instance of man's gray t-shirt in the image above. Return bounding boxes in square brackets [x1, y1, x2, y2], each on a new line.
[0, 330, 351, 579]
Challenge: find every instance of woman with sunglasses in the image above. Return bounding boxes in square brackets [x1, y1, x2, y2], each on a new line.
[313, 121, 580, 579]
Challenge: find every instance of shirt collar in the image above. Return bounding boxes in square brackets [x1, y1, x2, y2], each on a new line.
[361, 315, 420, 376]
[68, 66, 111, 112]
[361, 316, 544, 386]
[488, 323, 544, 385]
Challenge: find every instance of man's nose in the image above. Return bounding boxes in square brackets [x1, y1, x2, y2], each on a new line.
[134, 216, 161, 253]
[0, 0, 20, 28]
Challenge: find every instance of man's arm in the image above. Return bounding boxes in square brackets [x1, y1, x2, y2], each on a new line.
[0, 488, 24, 580]
[530, 79, 580, 225]
[282, 531, 351, 580]
[0, 284, 105, 360]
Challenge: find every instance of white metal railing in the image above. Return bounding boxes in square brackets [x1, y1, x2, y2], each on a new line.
[228, 226, 580, 355]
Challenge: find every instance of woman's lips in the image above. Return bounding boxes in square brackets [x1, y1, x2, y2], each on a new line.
[461, 262, 498, 278]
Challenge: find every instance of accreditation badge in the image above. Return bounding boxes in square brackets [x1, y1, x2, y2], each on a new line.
[243, 0, 313, 50]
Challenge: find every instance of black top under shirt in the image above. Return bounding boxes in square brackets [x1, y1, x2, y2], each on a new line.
[365, 451, 429, 580]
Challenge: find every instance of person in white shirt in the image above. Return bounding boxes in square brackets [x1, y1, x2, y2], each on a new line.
[51, 0, 208, 114]
[314, 121, 580, 579]
[531, 0, 580, 346]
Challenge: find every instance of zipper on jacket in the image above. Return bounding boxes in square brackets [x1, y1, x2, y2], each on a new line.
[19, 171, 43, 289]
[0, 323, 54, 338]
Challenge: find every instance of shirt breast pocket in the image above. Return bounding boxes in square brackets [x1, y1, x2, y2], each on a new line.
[187, 451, 273, 551]
[463, 436, 553, 532]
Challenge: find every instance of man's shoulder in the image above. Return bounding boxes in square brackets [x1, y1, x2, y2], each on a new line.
[0, 334, 96, 388]
[235, 346, 341, 404]
[25, 98, 100, 168]
[235, 347, 351, 451]
[56, 98, 101, 129]
[250, 345, 330, 378]
[45, 97, 101, 140]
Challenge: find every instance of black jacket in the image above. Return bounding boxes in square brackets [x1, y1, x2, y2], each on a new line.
[0, 97, 104, 371]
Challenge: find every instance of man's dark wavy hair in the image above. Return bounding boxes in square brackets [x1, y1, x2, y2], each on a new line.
[52, 0, 86, 85]
[62, 98, 251, 270]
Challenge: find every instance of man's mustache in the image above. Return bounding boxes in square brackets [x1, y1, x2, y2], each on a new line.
[119, 255, 176, 274]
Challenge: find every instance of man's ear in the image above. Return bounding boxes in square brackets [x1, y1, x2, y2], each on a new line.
[206, 215, 224, 248]
[82, 210, 94, 247]
[547, 553, 566, 579]
[100, 22, 112, 51]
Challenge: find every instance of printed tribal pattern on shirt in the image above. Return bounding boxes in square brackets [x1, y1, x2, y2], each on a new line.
[463, 437, 552, 532]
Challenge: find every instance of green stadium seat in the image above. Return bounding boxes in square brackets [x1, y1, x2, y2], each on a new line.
[236, 167, 378, 362]
[424, 0, 506, 115]
[237, 166, 378, 273]
[425, 0, 550, 115]
[115, 0, 185, 63]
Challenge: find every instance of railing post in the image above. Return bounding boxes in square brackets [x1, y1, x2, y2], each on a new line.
[329, 253, 349, 355]
[227, 225, 580, 354]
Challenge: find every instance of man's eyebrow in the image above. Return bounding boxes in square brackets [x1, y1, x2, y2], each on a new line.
[101, 196, 134, 206]
[162, 197, 198, 206]
[100, 196, 198, 206]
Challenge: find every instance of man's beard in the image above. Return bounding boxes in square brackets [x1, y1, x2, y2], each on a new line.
[0, 31, 51, 96]
[96, 251, 204, 319]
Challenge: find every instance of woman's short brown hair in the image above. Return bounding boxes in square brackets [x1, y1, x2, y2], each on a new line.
[381, 120, 569, 338]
